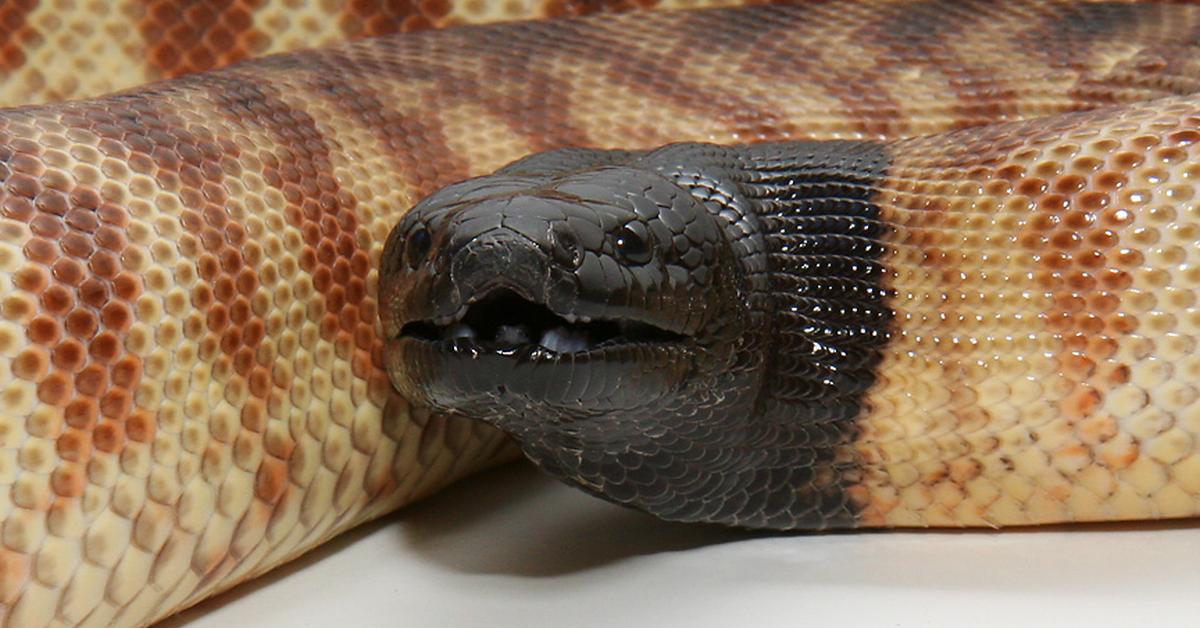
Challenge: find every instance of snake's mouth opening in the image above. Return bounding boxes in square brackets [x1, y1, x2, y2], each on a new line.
[399, 288, 685, 355]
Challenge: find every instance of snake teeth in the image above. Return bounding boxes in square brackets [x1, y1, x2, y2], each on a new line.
[495, 324, 531, 346]
[538, 326, 590, 353]
[441, 321, 590, 354]
[442, 323, 476, 341]
[403, 288, 685, 353]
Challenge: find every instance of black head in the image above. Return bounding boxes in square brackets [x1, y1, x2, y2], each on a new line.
[381, 147, 781, 520]
[381, 142, 892, 530]
[380, 151, 763, 437]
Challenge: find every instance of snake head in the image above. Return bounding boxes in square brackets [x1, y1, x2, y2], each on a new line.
[380, 152, 758, 431]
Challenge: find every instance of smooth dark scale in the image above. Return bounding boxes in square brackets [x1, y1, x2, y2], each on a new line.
[544, 141, 894, 529]
[735, 141, 893, 527]
[740, 141, 892, 401]
[580, 141, 895, 529]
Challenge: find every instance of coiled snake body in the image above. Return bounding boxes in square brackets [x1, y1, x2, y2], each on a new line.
[384, 0, 1200, 530]
[2, 0, 1200, 624]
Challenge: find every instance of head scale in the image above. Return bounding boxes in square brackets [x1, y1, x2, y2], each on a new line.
[380, 146, 777, 520]
[382, 140, 894, 529]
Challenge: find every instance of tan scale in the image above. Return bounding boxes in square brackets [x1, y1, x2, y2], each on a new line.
[0, 1, 763, 625]
[0, 0, 754, 108]
[855, 100, 1200, 526]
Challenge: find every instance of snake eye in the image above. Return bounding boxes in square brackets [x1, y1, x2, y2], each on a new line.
[405, 226, 432, 269]
[614, 223, 652, 265]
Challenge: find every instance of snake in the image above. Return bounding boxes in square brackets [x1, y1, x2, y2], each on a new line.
[381, 0, 1200, 530]
[0, 0, 1199, 625]
[382, 1, 1200, 529]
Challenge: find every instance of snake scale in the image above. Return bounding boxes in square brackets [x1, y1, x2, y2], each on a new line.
[0, 0, 1198, 624]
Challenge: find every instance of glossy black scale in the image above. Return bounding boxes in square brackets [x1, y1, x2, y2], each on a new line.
[380, 139, 893, 530]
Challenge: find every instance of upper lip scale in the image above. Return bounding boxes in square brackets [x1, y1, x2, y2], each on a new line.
[431, 306, 468, 327]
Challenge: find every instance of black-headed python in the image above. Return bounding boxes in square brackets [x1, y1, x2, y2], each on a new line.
[0, 0, 1199, 625]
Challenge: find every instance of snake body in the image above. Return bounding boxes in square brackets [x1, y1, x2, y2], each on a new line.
[383, 0, 1200, 529]
[0, 0, 1198, 625]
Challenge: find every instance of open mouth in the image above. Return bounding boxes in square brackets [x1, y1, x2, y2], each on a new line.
[398, 289, 685, 354]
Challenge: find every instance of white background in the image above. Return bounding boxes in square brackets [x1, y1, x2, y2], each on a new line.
[163, 462, 1200, 628]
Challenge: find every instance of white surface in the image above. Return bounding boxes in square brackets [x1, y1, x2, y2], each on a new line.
[164, 463, 1200, 628]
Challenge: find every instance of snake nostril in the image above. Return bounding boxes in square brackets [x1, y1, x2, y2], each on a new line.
[405, 226, 432, 270]
[551, 224, 584, 269]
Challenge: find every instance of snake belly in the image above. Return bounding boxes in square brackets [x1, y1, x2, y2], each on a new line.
[382, 1, 1200, 530]
[2, 0, 1200, 625]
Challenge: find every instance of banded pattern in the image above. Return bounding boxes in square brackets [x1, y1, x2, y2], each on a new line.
[383, 0, 1200, 531]
[0, 0, 754, 107]
[381, 0, 1200, 530]
[856, 98, 1200, 526]
[0, 0, 1197, 625]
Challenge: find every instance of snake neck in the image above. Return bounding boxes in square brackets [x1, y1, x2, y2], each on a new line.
[603, 141, 894, 527]
[736, 142, 895, 419]
[645, 141, 895, 415]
